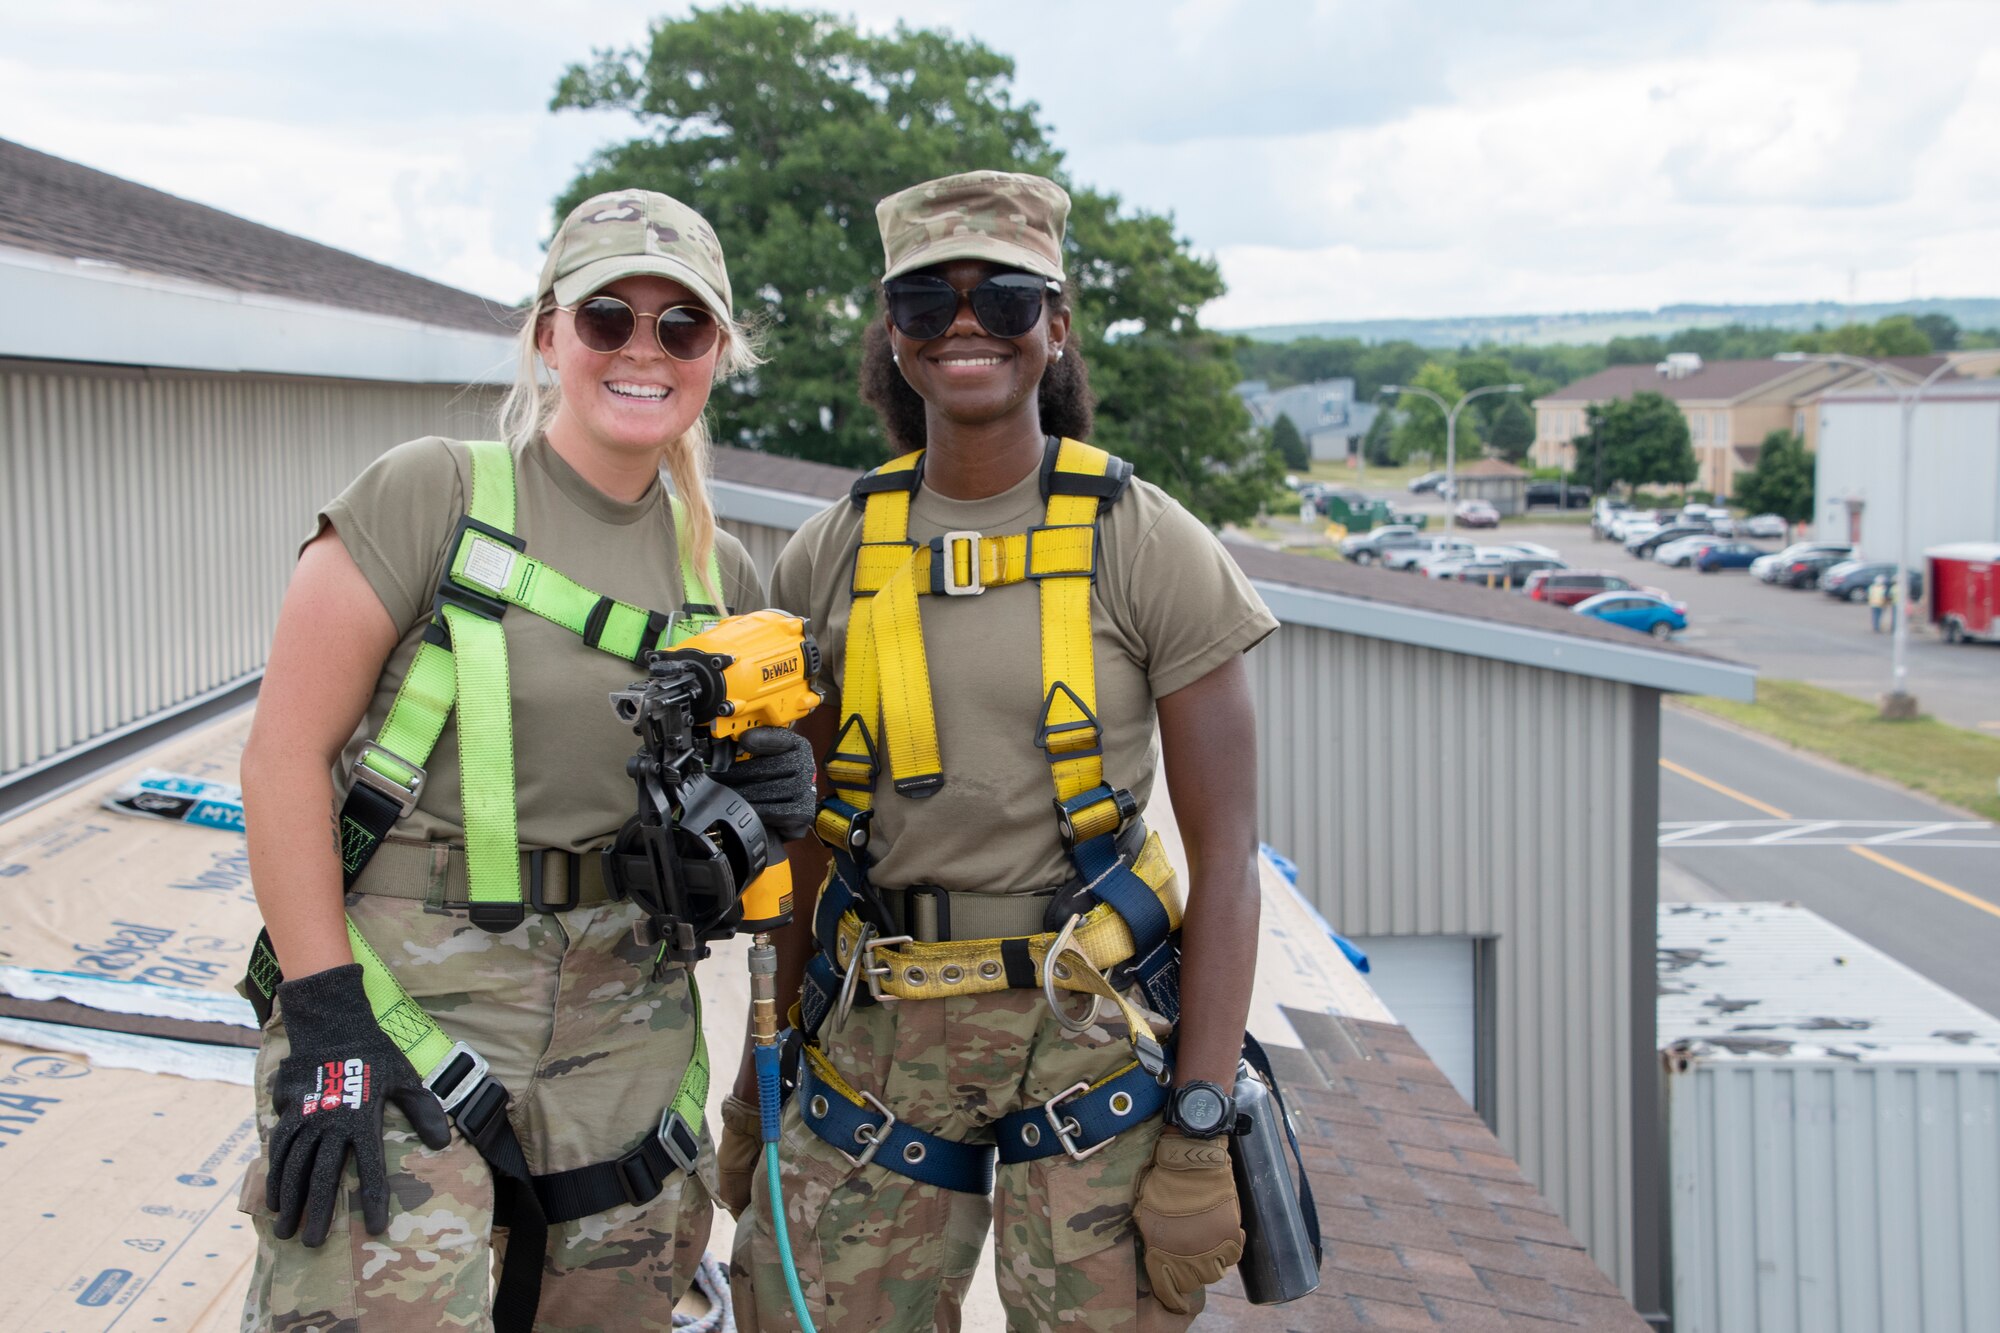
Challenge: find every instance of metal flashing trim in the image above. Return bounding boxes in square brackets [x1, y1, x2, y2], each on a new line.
[709, 479, 833, 533]
[1252, 580, 1758, 700]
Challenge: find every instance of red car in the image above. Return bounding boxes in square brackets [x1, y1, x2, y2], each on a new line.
[1454, 499, 1500, 529]
[1524, 570, 1656, 607]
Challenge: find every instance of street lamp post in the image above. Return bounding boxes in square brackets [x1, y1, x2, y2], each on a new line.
[1379, 382, 1524, 536]
[1776, 352, 1957, 717]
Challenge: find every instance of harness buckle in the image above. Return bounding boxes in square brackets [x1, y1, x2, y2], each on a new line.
[1042, 914, 1102, 1035]
[934, 531, 985, 596]
[526, 849, 582, 913]
[861, 933, 915, 1005]
[1044, 1080, 1108, 1162]
[423, 1040, 491, 1116]
[351, 743, 425, 820]
[656, 1106, 702, 1177]
[841, 1089, 899, 1170]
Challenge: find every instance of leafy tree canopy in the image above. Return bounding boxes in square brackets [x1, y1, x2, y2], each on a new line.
[1362, 404, 1396, 468]
[1390, 362, 1476, 465]
[1578, 391, 1696, 491]
[1486, 394, 1535, 464]
[1269, 413, 1308, 471]
[1732, 430, 1815, 522]
[550, 5, 1277, 523]
[1786, 314, 1932, 358]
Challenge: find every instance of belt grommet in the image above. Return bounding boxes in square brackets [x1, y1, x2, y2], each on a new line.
[979, 961, 1001, 980]
[902, 1141, 926, 1166]
[905, 966, 926, 986]
[810, 1095, 829, 1119]
[1020, 1123, 1041, 1147]
[837, 939, 850, 963]
[1109, 1091, 1133, 1116]
[1052, 961, 1071, 980]
[941, 964, 964, 984]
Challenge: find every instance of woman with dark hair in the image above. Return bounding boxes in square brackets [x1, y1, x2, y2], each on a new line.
[723, 170, 1276, 1331]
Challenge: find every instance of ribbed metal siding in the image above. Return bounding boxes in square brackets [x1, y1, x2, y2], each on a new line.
[718, 516, 796, 588]
[1246, 621, 1639, 1292]
[1, 362, 496, 777]
[1667, 1059, 2000, 1333]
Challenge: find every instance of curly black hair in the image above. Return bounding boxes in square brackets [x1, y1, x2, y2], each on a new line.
[858, 286, 1095, 455]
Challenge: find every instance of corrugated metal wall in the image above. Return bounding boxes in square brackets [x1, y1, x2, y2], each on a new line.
[719, 515, 794, 588]
[1, 360, 497, 778]
[1247, 620, 1641, 1293]
[1668, 1058, 2000, 1333]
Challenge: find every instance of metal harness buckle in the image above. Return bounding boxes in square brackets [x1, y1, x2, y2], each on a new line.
[352, 742, 426, 820]
[1042, 914, 1102, 1034]
[861, 933, 915, 1004]
[840, 1089, 899, 1170]
[423, 1040, 490, 1115]
[937, 531, 985, 596]
[1044, 1080, 1107, 1162]
[656, 1107, 701, 1177]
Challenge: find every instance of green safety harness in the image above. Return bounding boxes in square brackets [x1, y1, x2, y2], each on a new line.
[243, 439, 725, 1332]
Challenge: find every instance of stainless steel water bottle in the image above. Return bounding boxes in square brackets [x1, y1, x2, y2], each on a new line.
[1231, 1059, 1321, 1304]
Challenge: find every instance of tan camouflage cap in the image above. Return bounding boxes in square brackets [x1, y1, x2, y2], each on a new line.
[537, 190, 733, 322]
[876, 170, 1069, 283]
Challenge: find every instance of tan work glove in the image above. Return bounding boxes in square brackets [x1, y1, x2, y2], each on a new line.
[716, 1094, 762, 1218]
[1132, 1131, 1245, 1314]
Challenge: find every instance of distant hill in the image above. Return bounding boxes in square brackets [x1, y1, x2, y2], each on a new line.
[1230, 298, 2000, 348]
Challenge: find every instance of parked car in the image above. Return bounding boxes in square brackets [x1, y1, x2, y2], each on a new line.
[1776, 551, 1848, 589]
[1382, 536, 1474, 572]
[1407, 470, 1447, 494]
[1927, 542, 2000, 643]
[1502, 540, 1563, 562]
[1454, 499, 1500, 529]
[1455, 554, 1567, 590]
[1338, 524, 1424, 564]
[1628, 523, 1713, 558]
[1525, 481, 1592, 509]
[1653, 535, 1718, 568]
[1524, 570, 1655, 607]
[1752, 542, 1853, 583]
[1575, 590, 1688, 638]
[1615, 519, 1662, 549]
[1743, 513, 1788, 539]
[1423, 546, 1513, 580]
[1820, 561, 1924, 602]
[1694, 541, 1768, 572]
[1592, 498, 1632, 539]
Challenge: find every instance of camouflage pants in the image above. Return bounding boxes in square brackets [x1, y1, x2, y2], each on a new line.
[731, 983, 1194, 1332]
[238, 892, 713, 1332]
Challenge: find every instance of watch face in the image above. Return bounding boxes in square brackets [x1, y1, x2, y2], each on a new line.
[1177, 1085, 1227, 1135]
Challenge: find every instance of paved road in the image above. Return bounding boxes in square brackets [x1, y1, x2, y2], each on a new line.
[1660, 707, 2000, 1016]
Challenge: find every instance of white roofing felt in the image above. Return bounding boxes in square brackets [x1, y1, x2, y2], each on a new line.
[1658, 901, 2000, 1065]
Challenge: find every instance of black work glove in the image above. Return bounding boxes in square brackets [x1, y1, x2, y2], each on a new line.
[716, 726, 817, 841]
[265, 964, 453, 1246]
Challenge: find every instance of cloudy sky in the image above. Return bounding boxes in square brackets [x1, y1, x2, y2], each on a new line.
[5, 0, 1994, 329]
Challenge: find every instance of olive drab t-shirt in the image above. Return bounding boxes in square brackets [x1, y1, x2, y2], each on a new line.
[769, 459, 1278, 895]
[311, 434, 767, 855]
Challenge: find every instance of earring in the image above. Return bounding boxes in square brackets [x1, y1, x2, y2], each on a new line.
[1055, 348, 1065, 361]
[893, 352, 901, 366]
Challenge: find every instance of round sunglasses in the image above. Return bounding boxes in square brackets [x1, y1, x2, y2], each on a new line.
[882, 272, 1061, 342]
[556, 296, 721, 362]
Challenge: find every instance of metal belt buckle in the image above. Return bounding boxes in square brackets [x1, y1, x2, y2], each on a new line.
[352, 742, 425, 819]
[834, 923, 873, 1030]
[861, 933, 915, 1004]
[841, 1089, 899, 1170]
[656, 1107, 701, 1176]
[1044, 1080, 1107, 1162]
[938, 530, 985, 596]
[1042, 914, 1102, 1034]
[423, 1040, 490, 1115]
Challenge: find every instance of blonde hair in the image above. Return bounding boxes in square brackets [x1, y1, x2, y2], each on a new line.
[497, 295, 765, 603]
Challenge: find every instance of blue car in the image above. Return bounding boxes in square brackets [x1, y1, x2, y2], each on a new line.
[1694, 540, 1765, 572]
[1574, 590, 1687, 638]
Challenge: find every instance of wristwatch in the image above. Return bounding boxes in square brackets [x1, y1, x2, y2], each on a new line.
[1165, 1079, 1237, 1138]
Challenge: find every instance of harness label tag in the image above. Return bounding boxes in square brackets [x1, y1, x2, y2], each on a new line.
[463, 536, 518, 594]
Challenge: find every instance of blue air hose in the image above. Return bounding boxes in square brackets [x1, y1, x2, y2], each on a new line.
[756, 1036, 817, 1333]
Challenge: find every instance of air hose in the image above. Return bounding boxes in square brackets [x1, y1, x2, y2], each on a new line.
[750, 937, 818, 1333]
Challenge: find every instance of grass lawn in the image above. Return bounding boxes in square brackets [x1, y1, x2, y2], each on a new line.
[1302, 459, 1433, 491]
[1680, 679, 2000, 822]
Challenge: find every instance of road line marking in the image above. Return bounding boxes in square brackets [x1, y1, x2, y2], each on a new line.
[1849, 846, 2000, 923]
[1658, 821, 1734, 845]
[1862, 822, 1984, 846]
[1750, 820, 1841, 845]
[1669, 838, 2000, 849]
[1657, 759, 1793, 819]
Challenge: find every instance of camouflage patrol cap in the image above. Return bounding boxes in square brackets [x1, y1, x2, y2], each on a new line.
[876, 170, 1069, 283]
[538, 190, 733, 322]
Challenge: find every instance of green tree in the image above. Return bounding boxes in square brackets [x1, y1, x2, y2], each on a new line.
[1487, 395, 1535, 463]
[1731, 430, 1815, 522]
[1911, 313, 1959, 352]
[550, 5, 1277, 523]
[1269, 413, 1308, 471]
[1390, 363, 1476, 465]
[1362, 405, 1396, 467]
[1578, 391, 1696, 490]
[1788, 315, 1933, 358]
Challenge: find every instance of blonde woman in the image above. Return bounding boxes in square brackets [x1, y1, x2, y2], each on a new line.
[237, 191, 815, 1329]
